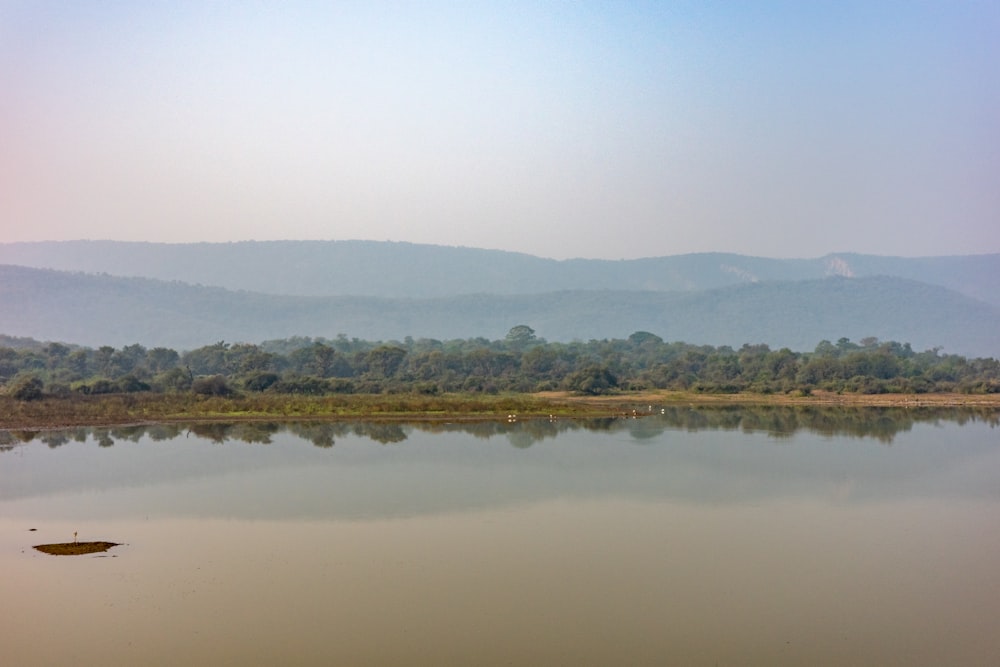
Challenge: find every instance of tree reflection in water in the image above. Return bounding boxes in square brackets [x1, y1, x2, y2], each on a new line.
[1, 406, 997, 450]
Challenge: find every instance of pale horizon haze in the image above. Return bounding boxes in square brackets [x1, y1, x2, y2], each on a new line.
[2, 1, 998, 260]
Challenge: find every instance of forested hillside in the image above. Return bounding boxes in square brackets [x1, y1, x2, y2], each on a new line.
[1, 240, 997, 305]
[1, 264, 998, 357]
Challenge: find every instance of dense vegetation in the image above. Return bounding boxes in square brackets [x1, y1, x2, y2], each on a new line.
[2, 328, 998, 402]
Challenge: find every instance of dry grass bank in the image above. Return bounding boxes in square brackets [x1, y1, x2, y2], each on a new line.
[2, 390, 998, 430]
[537, 390, 1000, 409]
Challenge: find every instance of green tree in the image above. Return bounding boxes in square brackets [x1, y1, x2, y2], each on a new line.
[113, 344, 148, 376]
[564, 365, 618, 395]
[183, 342, 231, 376]
[153, 367, 193, 393]
[365, 346, 407, 378]
[243, 371, 280, 392]
[147, 347, 181, 373]
[44, 342, 71, 370]
[66, 349, 91, 378]
[505, 325, 537, 348]
[627, 331, 663, 346]
[95, 346, 115, 376]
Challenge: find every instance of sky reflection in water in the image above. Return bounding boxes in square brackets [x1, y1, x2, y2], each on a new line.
[1, 408, 999, 666]
[1, 407, 998, 520]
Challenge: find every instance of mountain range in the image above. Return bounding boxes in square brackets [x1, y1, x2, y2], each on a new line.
[0, 241, 997, 356]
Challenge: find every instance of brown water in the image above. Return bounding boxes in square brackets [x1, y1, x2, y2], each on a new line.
[2, 413, 999, 666]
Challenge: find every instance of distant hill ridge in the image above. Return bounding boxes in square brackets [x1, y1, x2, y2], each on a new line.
[1, 264, 997, 357]
[0, 240, 997, 305]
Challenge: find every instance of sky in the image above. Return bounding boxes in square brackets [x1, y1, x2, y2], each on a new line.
[1, 1, 998, 260]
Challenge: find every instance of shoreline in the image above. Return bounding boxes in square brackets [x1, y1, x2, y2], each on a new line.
[2, 390, 999, 431]
[540, 390, 1000, 409]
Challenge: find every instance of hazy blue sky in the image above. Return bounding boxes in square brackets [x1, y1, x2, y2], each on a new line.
[2, 1, 997, 259]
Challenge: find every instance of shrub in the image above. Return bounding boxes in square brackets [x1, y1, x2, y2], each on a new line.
[563, 365, 618, 395]
[326, 378, 356, 394]
[243, 371, 280, 392]
[153, 367, 193, 393]
[269, 375, 330, 395]
[191, 375, 233, 396]
[9, 375, 44, 401]
[83, 379, 120, 395]
[118, 375, 151, 393]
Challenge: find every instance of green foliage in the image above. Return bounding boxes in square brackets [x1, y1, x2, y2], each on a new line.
[628, 331, 663, 346]
[153, 367, 193, 393]
[118, 375, 152, 393]
[0, 334, 998, 401]
[191, 375, 233, 396]
[505, 325, 538, 348]
[364, 346, 407, 378]
[243, 371, 280, 392]
[77, 379, 118, 395]
[564, 365, 619, 395]
[9, 375, 44, 401]
[269, 375, 331, 395]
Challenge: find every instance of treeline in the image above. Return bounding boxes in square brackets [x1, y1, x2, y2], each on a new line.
[2, 328, 999, 400]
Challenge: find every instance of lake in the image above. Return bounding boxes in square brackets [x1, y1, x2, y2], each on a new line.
[2, 407, 999, 666]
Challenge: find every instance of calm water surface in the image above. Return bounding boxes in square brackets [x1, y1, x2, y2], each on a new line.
[1, 408, 998, 666]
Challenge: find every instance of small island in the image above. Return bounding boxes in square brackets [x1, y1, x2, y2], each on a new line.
[34, 541, 121, 556]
